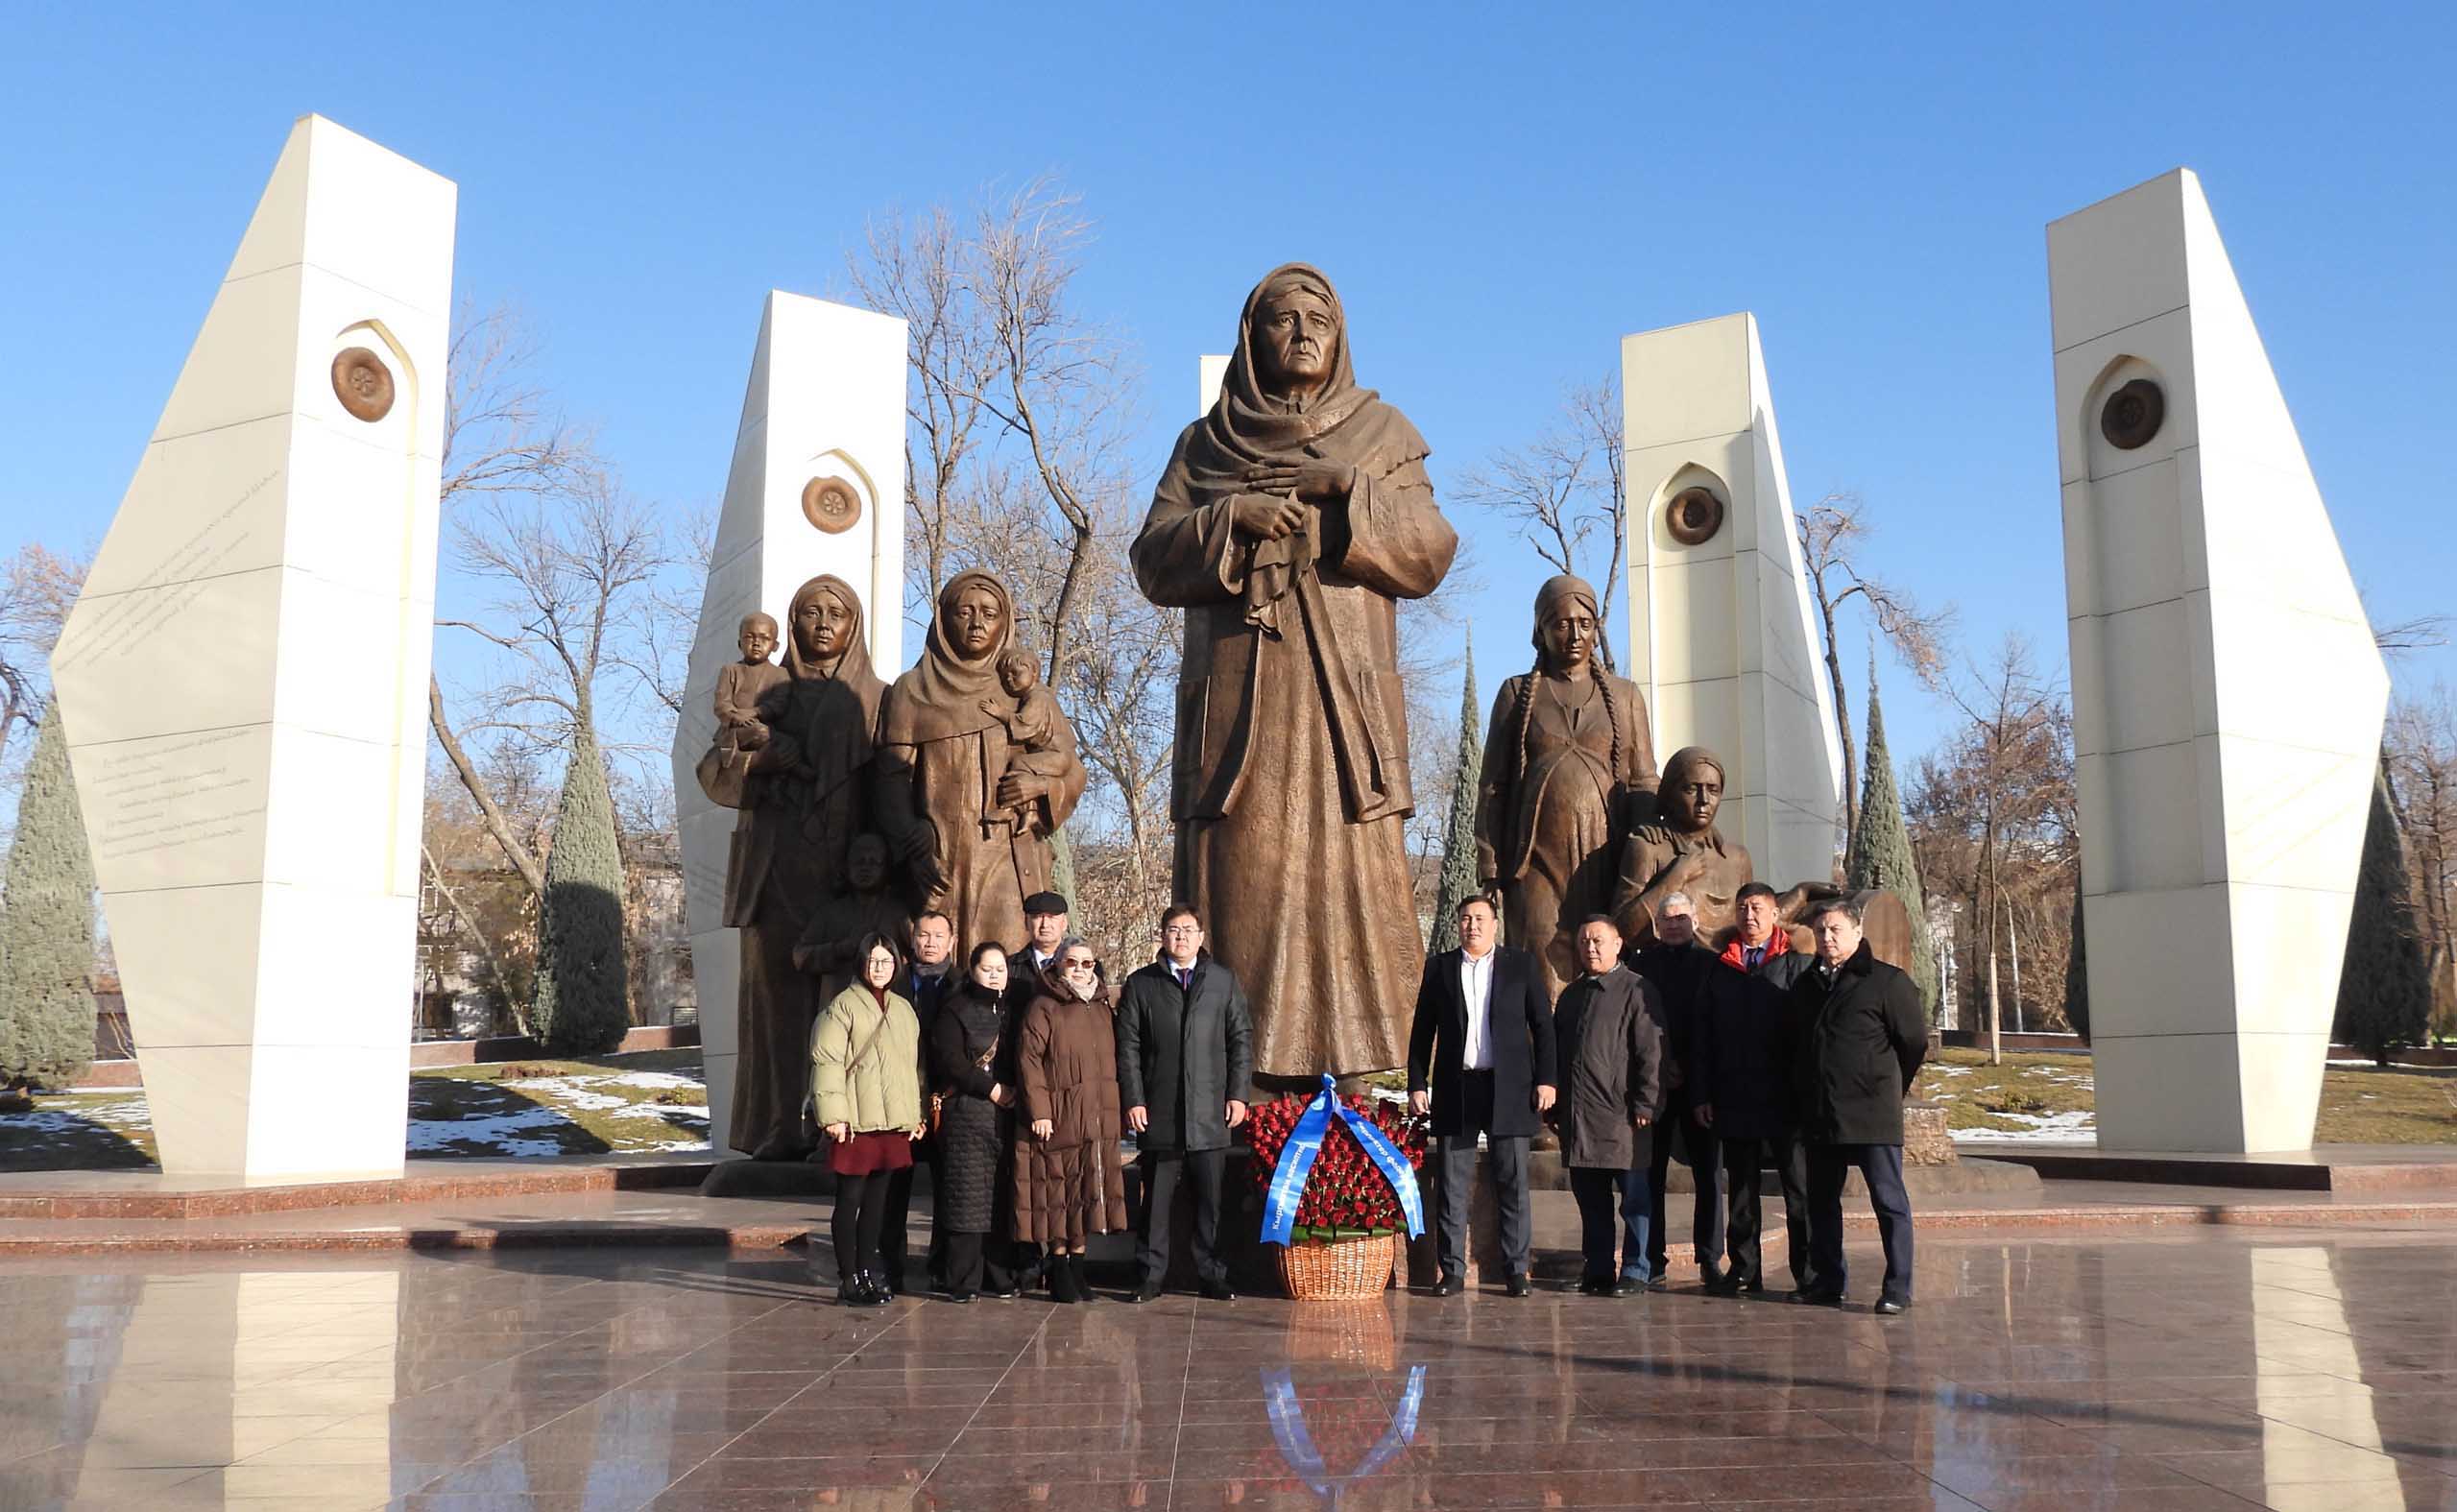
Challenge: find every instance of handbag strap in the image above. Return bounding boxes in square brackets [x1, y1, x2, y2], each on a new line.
[843, 998, 896, 1077]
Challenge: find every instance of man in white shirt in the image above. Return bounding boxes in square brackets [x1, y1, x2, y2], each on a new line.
[1408, 894, 1557, 1297]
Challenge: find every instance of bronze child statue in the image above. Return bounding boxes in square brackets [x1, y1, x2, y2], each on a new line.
[715, 612, 789, 753]
[792, 833, 916, 1002]
[977, 647, 1064, 828]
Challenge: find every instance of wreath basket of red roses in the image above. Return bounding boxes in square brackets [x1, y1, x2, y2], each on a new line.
[1241, 1091, 1429, 1298]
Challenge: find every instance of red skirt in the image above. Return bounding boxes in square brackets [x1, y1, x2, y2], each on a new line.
[829, 1129, 914, 1177]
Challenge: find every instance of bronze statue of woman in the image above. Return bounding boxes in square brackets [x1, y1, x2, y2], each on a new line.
[1476, 574, 1658, 997]
[876, 570, 1087, 958]
[1132, 263, 1457, 1084]
[717, 573, 883, 1160]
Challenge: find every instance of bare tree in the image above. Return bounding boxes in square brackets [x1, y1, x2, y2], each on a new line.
[2387, 686, 2457, 1036]
[1906, 636, 2074, 1062]
[1456, 375, 1626, 670]
[1797, 492, 1955, 847]
[0, 543, 85, 758]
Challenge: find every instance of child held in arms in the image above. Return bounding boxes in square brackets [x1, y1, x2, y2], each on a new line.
[715, 612, 788, 750]
[793, 834, 916, 1000]
[978, 647, 1064, 828]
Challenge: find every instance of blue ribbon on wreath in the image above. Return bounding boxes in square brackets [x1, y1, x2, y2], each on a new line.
[1260, 1073, 1425, 1246]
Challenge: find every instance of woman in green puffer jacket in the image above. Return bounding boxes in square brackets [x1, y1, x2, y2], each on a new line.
[812, 932, 926, 1307]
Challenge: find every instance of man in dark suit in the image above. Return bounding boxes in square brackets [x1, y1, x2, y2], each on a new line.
[1626, 890, 1720, 1288]
[1117, 902, 1254, 1303]
[1408, 893, 1556, 1298]
[1788, 896, 1927, 1315]
[884, 909, 958, 1294]
[1691, 884, 1817, 1296]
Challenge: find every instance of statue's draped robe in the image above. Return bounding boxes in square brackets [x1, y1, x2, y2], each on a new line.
[878, 571, 1088, 958]
[1132, 264, 1457, 1079]
[720, 576, 882, 1156]
[1477, 669, 1657, 999]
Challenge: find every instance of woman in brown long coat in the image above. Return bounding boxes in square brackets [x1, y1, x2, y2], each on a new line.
[1476, 574, 1658, 998]
[1012, 939, 1126, 1303]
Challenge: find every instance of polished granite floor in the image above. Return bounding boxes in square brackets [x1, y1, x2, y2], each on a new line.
[1, 1229, 2451, 1511]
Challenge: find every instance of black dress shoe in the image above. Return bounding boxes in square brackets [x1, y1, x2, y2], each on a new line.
[1123, 1284, 1162, 1304]
[1198, 1280, 1236, 1302]
[1505, 1273, 1531, 1298]
[947, 1290, 976, 1305]
[1644, 1276, 1669, 1293]
[1792, 1287, 1848, 1308]
[1579, 1276, 1632, 1298]
[1701, 1275, 1742, 1296]
[1874, 1298, 1911, 1316]
[1431, 1275, 1462, 1298]
[1737, 1279, 1767, 1295]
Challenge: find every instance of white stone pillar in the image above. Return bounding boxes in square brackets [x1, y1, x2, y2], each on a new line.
[2049, 169, 2386, 1153]
[49, 115, 453, 1179]
[1620, 314, 1843, 891]
[670, 292, 906, 1154]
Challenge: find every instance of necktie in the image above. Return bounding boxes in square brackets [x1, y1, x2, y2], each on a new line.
[1176, 968, 1192, 990]
[1746, 946, 1764, 970]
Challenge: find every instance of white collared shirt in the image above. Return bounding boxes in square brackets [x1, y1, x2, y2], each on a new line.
[1459, 948, 1497, 1069]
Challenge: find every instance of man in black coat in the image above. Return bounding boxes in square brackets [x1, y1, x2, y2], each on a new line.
[1553, 916, 1665, 1296]
[1690, 883, 1817, 1295]
[1408, 893, 1557, 1298]
[1626, 891, 1721, 1287]
[881, 909, 959, 1294]
[1117, 902, 1254, 1303]
[1788, 896, 1927, 1313]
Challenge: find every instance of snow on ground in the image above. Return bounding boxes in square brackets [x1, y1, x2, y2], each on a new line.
[405, 1105, 581, 1158]
[1949, 1111, 2095, 1143]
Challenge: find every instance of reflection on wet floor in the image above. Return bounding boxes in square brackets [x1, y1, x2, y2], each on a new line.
[0, 1227, 2452, 1510]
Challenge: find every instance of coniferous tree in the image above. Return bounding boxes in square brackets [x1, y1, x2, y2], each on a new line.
[2333, 760, 2431, 1064]
[0, 704, 98, 1090]
[1843, 666, 1939, 1016]
[1429, 636, 1482, 954]
[530, 724, 630, 1055]
[2061, 867, 2090, 1042]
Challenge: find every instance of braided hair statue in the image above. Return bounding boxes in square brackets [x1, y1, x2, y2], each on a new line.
[1472, 574, 1659, 996]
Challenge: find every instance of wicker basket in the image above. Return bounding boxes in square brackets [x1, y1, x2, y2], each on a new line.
[1275, 1233, 1399, 1301]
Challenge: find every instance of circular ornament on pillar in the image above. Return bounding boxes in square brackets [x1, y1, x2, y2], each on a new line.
[802, 476, 861, 535]
[2099, 378, 2165, 450]
[1665, 487, 1725, 546]
[330, 348, 396, 422]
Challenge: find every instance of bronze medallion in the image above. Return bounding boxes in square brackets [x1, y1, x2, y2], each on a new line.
[2100, 378, 2165, 450]
[1665, 487, 1724, 545]
[802, 476, 861, 535]
[330, 347, 395, 422]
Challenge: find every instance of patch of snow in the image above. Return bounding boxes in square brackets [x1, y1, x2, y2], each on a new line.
[1950, 1110, 2094, 1144]
[405, 1104, 575, 1157]
[604, 1072, 698, 1091]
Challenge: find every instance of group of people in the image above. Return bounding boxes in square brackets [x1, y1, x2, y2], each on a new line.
[805, 890, 1255, 1308]
[1409, 886, 1929, 1313]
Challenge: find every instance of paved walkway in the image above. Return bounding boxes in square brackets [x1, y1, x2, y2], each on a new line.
[3, 1224, 2452, 1510]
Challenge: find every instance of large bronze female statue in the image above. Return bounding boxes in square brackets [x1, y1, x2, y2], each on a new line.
[1476, 574, 1658, 997]
[877, 570, 1087, 957]
[716, 573, 883, 1159]
[1132, 263, 1457, 1083]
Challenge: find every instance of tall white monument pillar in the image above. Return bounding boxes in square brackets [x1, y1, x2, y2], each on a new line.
[49, 115, 454, 1178]
[2050, 169, 2386, 1153]
[1621, 314, 1843, 890]
[670, 292, 906, 1154]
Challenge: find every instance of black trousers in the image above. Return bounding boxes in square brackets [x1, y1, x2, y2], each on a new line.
[943, 1230, 992, 1296]
[877, 1148, 947, 1291]
[1806, 1141, 1914, 1304]
[1718, 1133, 1813, 1290]
[1137, 1147, 1228, 1288]
[1647, 1092, 1723, 1273]
[830, 1169, 892, 1284]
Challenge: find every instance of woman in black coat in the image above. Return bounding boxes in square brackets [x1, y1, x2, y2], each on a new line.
[931, 941, 1017, 1301]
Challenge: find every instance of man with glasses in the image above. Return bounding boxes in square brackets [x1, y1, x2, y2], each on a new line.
[1117, 903, 1254, 1302]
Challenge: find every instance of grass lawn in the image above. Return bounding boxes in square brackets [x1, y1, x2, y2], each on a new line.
[0, 1050, 711, 1173]
[1918, 1046, 2457, 1145]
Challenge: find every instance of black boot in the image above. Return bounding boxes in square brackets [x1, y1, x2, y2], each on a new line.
[1069, 1254, 1096, 1303]
[1048, 1254, 1084, 1304]
[838, 1270, 873, 1308]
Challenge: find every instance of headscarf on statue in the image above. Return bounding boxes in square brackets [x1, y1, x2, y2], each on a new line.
[879, 569, 1015, 749]
[1175, 263, 1433, 633]
[1633, 746, 1731, 858]
[1530, 573, 1600, 662]
[778, 574, 883, 807]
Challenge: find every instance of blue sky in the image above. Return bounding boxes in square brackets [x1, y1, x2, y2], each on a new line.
[5, 3, 2449, 775]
